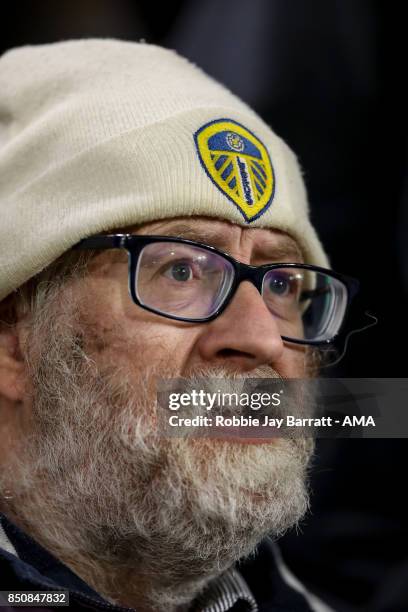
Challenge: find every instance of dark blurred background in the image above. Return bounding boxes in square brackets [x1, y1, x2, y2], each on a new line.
[1, 1, 407, 610]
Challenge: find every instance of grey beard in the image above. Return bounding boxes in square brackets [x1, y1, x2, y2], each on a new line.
[2, 300, 314, 611]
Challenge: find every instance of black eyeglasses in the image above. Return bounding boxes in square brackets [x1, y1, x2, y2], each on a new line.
[73, 234, 360, 346]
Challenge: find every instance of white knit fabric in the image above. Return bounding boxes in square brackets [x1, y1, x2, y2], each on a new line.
[0, 38, 329, 300]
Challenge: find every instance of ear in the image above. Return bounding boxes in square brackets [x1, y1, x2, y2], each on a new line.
[0, 326, 26, 402]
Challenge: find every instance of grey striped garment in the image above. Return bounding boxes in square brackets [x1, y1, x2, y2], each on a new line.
[191, 566, 258, 612]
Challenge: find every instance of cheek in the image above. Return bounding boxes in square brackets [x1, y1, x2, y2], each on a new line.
[79, 277, 198, 375]
[280, 345, 308, 378]
[125, 322, 192, 370]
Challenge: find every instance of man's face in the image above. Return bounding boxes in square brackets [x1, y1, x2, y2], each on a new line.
[81, 216, 308, 377]
[1, 216, 314, 610]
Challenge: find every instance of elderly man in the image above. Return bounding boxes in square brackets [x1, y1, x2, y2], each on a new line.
[0, 40, 354, 612]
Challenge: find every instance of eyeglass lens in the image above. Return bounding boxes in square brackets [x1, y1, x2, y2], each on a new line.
[134, 242, 348, 342]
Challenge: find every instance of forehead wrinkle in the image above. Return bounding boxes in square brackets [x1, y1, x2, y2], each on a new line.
[136, 221, 231, 250]
[135, 220, 303, 262]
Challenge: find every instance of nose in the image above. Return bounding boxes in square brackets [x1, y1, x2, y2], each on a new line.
[194, 281, 285, 372]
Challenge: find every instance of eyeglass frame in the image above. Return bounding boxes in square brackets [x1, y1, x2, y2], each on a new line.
[72, 233, 360, 346]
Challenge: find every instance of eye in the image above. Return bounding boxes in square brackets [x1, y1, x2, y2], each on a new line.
[268, 273, 291, 296]
[164, 261, 194, 282]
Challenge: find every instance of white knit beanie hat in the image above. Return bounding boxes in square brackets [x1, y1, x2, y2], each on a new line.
[0, 38, 329, 301]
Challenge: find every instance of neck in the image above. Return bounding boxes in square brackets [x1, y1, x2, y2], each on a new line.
[50, 551, 217, 612]
[2, 508, 218, 612]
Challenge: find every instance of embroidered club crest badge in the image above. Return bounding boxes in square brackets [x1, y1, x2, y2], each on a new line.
[194, 118, 275, 222]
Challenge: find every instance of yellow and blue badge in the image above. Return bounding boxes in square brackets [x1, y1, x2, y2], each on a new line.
[194, 118, 275, 222]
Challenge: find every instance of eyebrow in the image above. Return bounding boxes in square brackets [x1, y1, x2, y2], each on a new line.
[140, 222, 304, 262]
